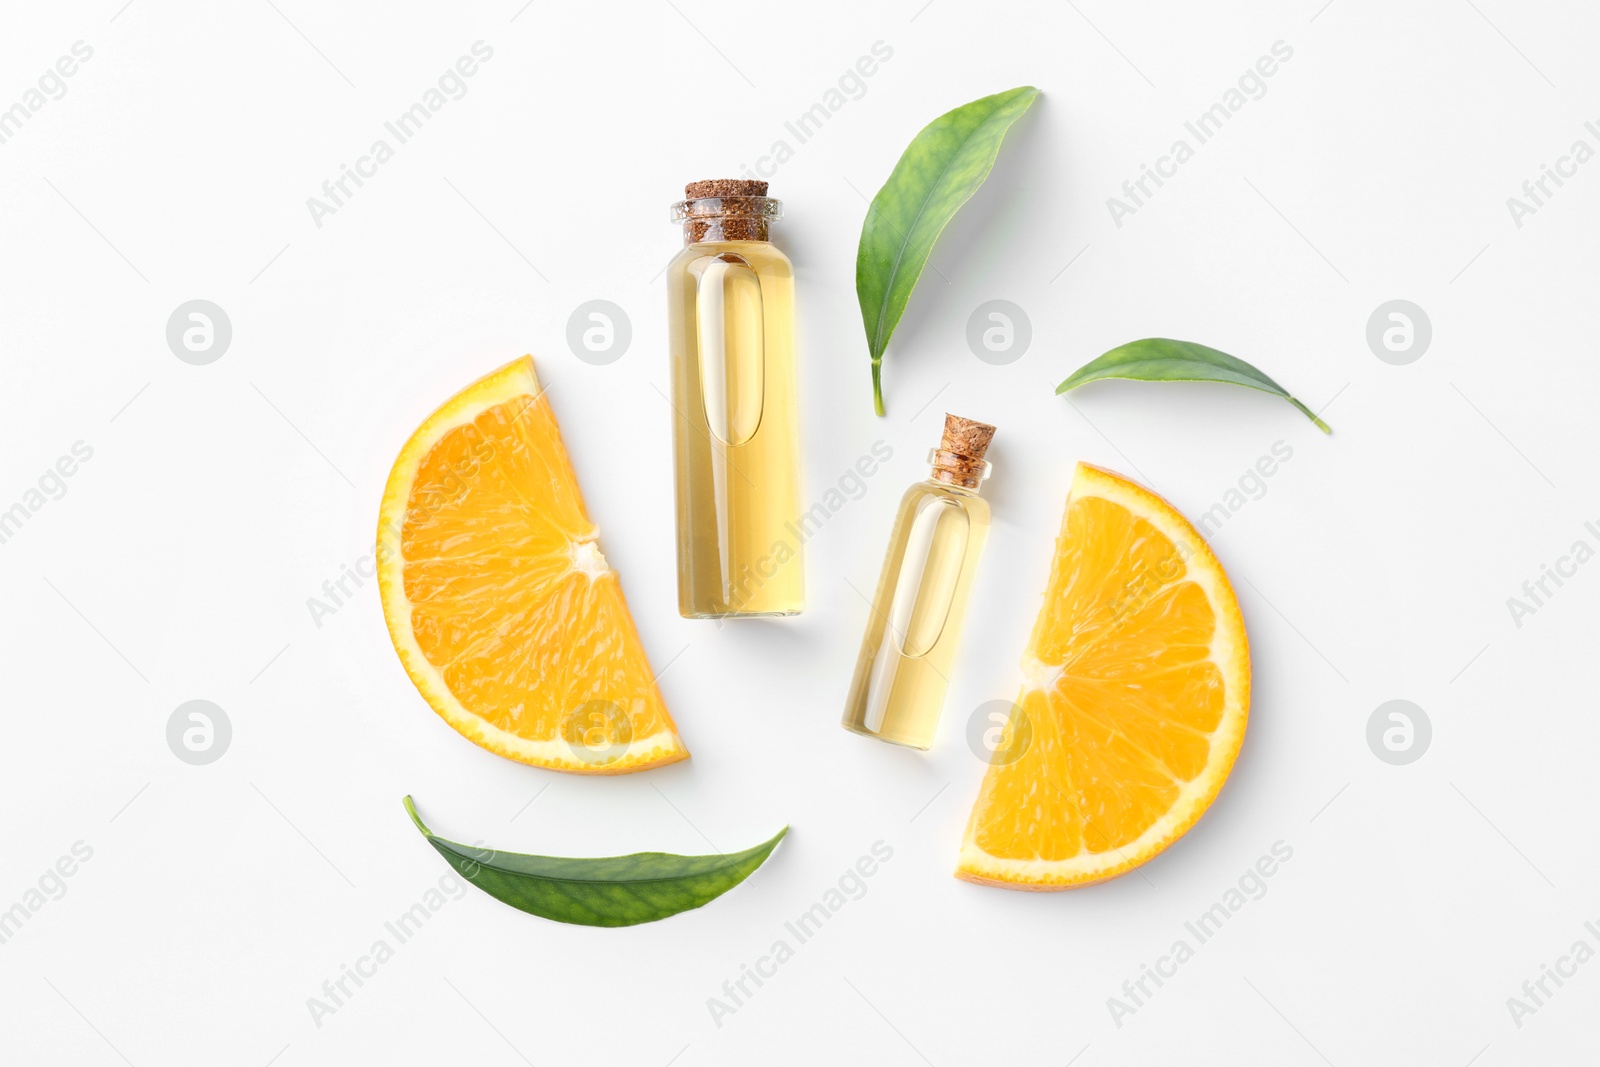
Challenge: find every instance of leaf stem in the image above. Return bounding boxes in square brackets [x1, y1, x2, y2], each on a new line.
[402, 794, 431, 836]
[1289, 397, 1333, 434]
[872, 361, 885, 416]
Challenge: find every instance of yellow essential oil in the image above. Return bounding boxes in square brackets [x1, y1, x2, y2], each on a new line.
[843, 415, 995, 748]
[666, 180, 803, 618]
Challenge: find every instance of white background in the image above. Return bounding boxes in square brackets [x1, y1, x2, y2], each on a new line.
[2, 0, 1597, 1063]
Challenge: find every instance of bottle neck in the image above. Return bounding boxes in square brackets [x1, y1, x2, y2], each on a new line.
[672, 196, 781, 245]
[926, 448, 990, 492]
[683, 218, 771, 243]
[928, 474, 982, 495]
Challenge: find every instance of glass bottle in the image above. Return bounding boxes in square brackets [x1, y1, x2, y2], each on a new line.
[666, 179, 803, 619]
[842, 415, 995, 749]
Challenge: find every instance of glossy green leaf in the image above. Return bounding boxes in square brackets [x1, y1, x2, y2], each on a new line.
[403, 796, 786, 927]
[857, 86, 1040, 415]
[1056, 337, 1332, 433]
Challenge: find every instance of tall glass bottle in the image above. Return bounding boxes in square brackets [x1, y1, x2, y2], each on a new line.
[842, 415, 995, 749]
[666, 179, 803, 618]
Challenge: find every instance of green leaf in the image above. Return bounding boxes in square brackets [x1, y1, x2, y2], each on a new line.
[1055, 337, 1332, 434]
[857, 86, 1040, 415]
[403, 796, 786, 928]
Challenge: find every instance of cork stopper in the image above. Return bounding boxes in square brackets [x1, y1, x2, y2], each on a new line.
[685, 179, 768, 199]
[931, 414, 996, 488]
[674, 179, 780, 243]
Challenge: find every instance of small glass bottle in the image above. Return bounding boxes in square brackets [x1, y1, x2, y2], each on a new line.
[666, 179, 803, 619]
[842, 415, 995, 748]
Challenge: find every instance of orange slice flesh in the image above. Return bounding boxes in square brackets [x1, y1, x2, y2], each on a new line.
[377, 357, 688, 773]
[957, 463, 1249, 888]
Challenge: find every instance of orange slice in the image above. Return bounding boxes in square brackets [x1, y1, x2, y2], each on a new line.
[957, 464, 1249, 888]
[377, 357, 688, 774]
